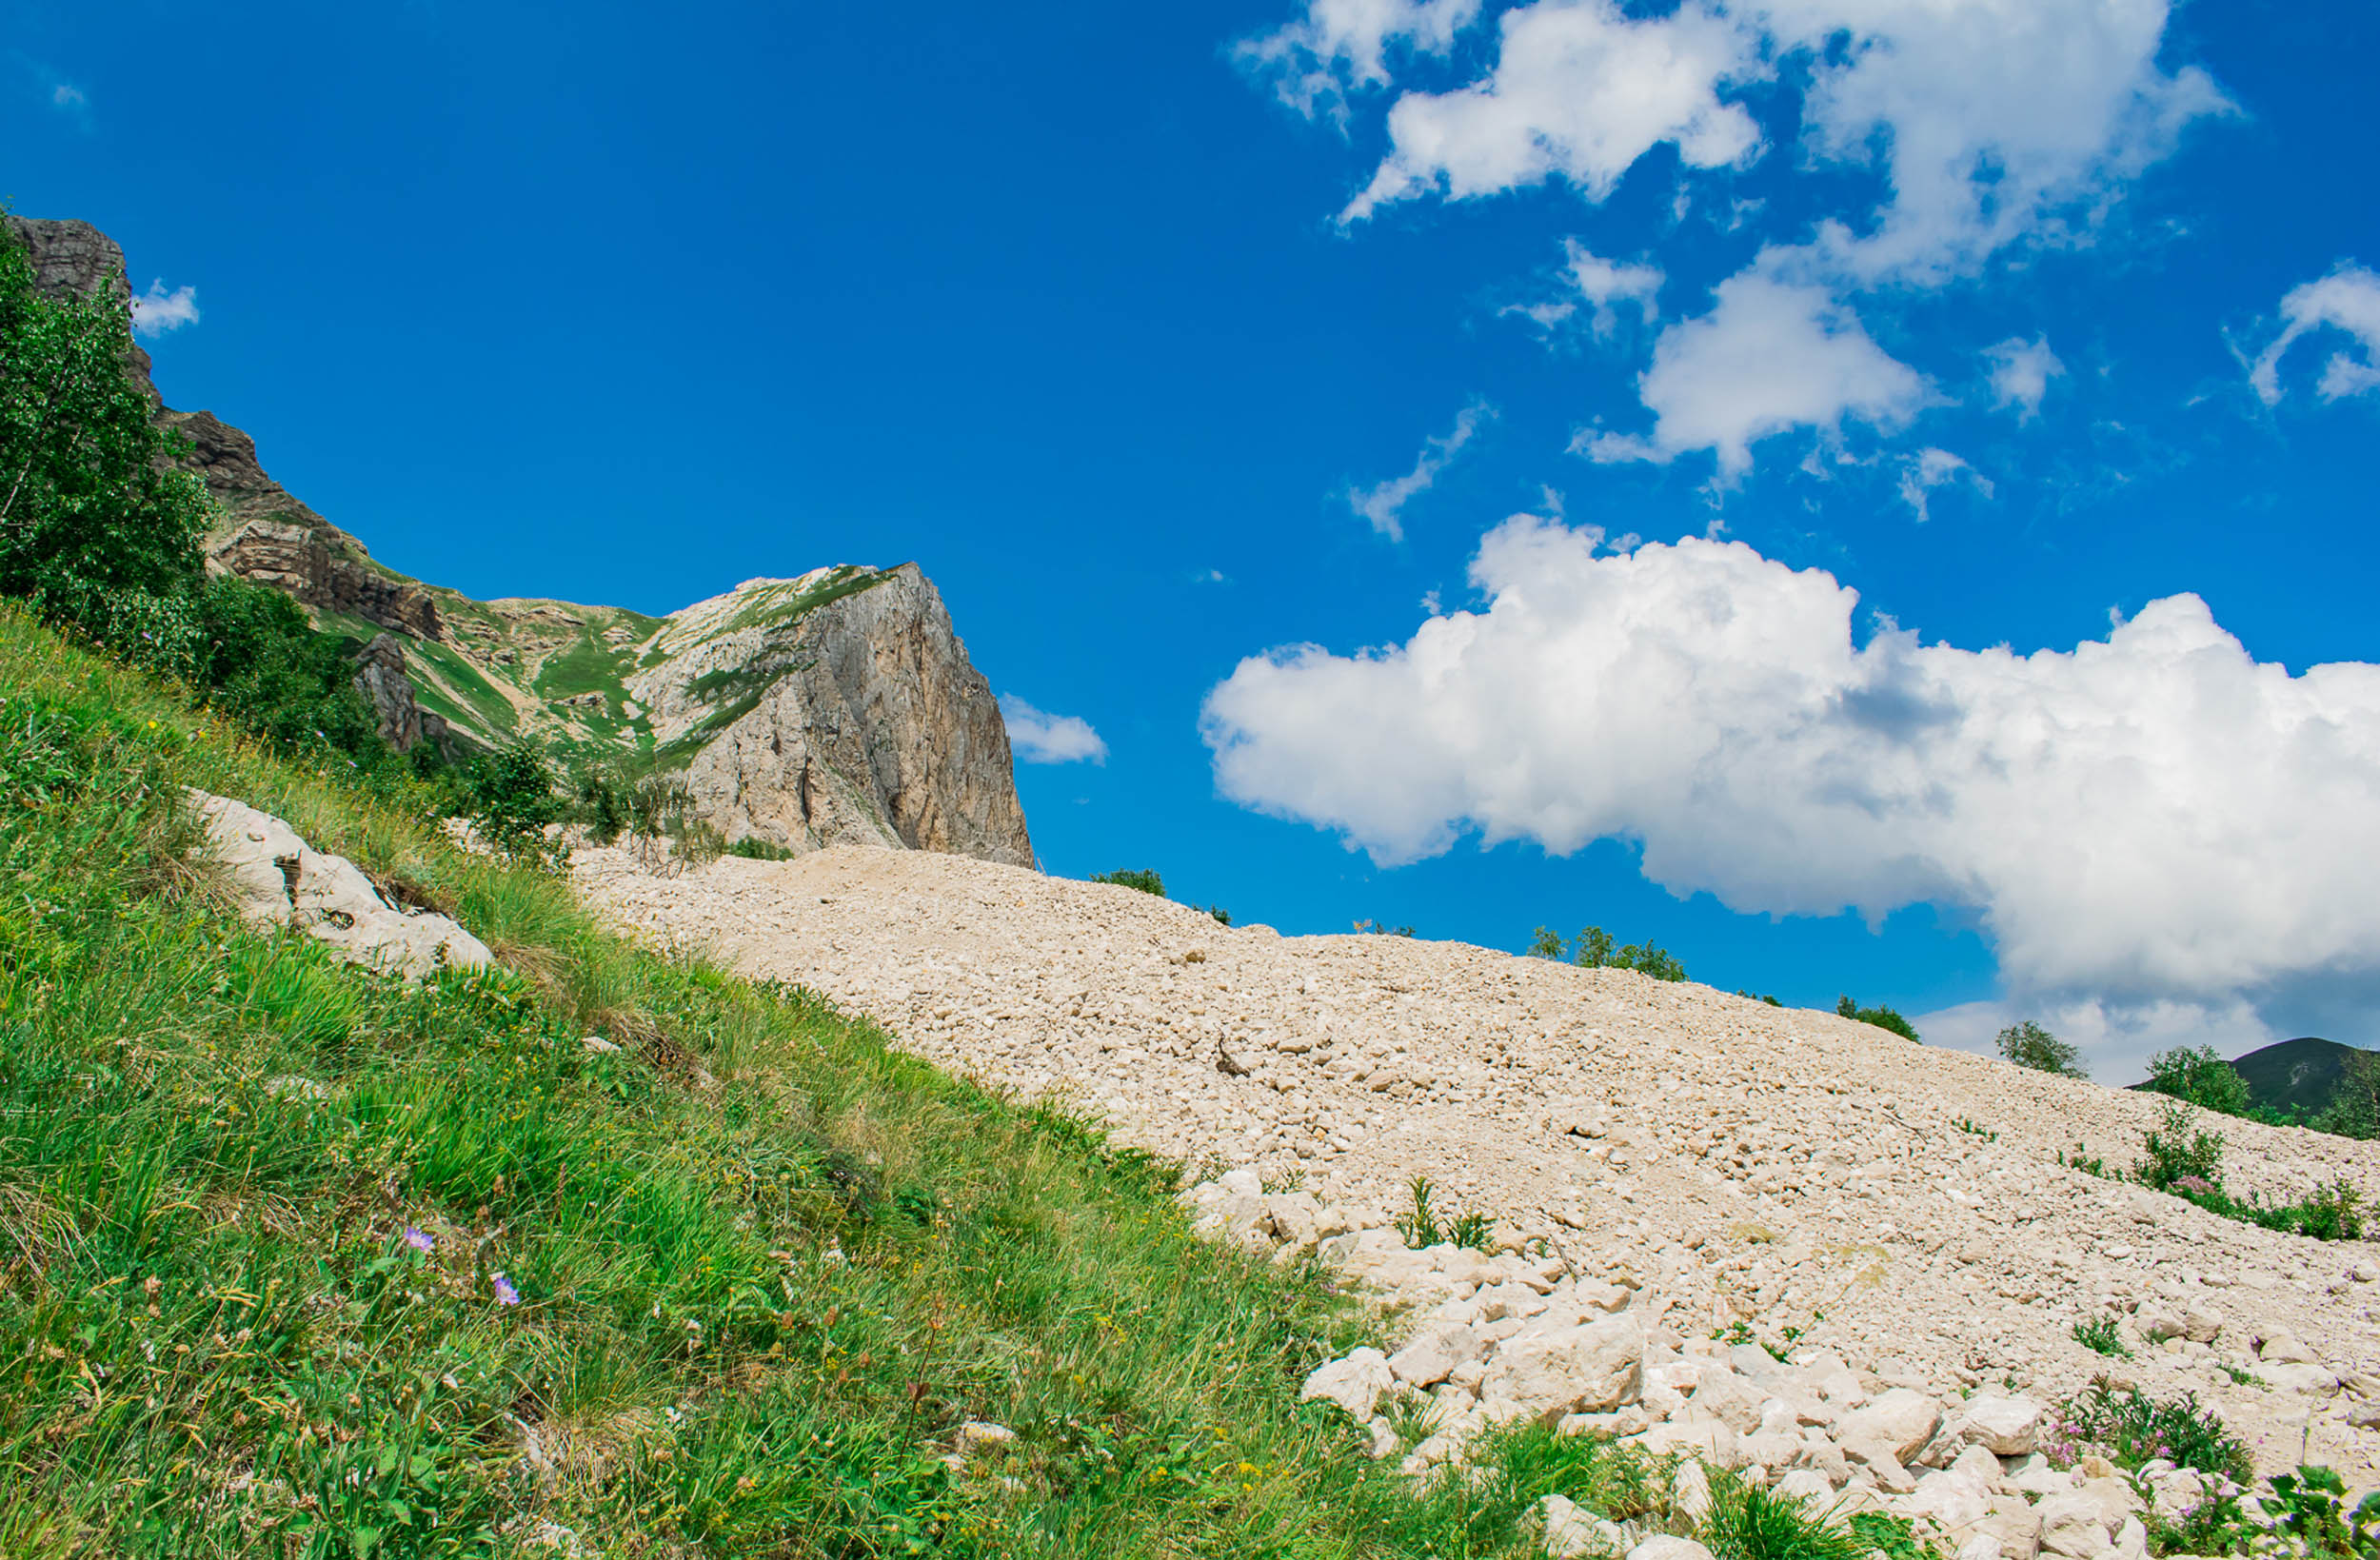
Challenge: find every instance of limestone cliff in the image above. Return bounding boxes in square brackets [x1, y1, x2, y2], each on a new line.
[5, 213, 1037, 868]
[631, 567, 1034, 864]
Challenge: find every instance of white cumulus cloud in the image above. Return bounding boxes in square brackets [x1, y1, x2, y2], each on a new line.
[1984, 335, 2064, 420]
[1202, 513, 2380, 1036]
[1341, 0, 1761, 222]
[1254, 0, 2229, 471]
[999, 696, 1108, 765]
[1580, 271, 1928, 475]
[129, 280, 200, 337]
[2250, 264, 2380, 405]
[1348, 400, 1494, 541]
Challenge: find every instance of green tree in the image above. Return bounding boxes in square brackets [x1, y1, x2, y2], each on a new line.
[1997, 1019, 2085, 1077]
[469, 741, 563, 863]
[1527, 925, 1565, 959]
[2312, 1049, 2380, 1140]
[187, 577, 387, 760]
[1574, 926, 1616, 968]
[1089, 868, 1164, 897]
[1838, 995, 1922, 1043]
[2140, 1045, 2251, 1117]
[0, 219, 212, 651]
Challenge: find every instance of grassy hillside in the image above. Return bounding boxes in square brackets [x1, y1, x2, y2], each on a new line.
[0, 610, 1877, 1559]
[2231, 1037, 2369, 1119]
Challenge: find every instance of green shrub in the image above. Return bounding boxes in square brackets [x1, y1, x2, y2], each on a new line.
[187, 576, 391, 760]
[1836, 995, 1920, 1042]
[1998, 1019, 2085, 1077]
[1529, 925, 1687, 981]
[2142, 1045, 2252, 1117]
[2268, 1466, 2380, 1557]
[727, 836, 795, 861]
[466, 740, 563, 866]
[1090, 867, 1164, 897]
[2313, 1051, 2380, 1141]
[2071, 1316, 2132, 1358]
[2135, 1099, 2227, 1192]
[2050, 1377, 2251, 1483]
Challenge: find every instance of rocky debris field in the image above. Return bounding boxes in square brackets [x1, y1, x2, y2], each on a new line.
[573, 844, 2380, 1524]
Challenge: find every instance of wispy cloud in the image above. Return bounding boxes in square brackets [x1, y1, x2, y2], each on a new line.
[2249, 263, 2380, 405]
[1347, 400, 1494, 542]
[999, 695, 1108, 765]
[1983, 336, 2064, 421]
[130, 280, 201, 337]
[1895, 446, 1993, 523]
[50, 83, 85, 110]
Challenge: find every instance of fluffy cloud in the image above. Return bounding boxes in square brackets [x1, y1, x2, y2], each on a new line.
[1505, 239, 1663, 339]
[998, 696, 1108, 765]
[129, 280, 200, 337]
[1896, 446, 1992, 523]
[1238, 0, 1482, 121]
[1581, 272, 1927, 475]
[1317, 0, 2225, 275]
[50, 83, 86, 110]
[1341, 0, 1760, 221]
[1348, 401, 1494, 540]
[2250, 264, 2380, 405]
[1254, 0, 2229, 469]
[1756, 0, 2229, 286]
[1984, 335, 2064, 420]
[1202, 514, 2380, 1026]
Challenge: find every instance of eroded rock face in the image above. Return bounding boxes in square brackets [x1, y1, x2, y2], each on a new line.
[351, 632, 451, 754]
[629, 566, 1035, 867]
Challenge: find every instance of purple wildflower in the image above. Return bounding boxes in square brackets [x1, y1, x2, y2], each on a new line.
[402, 1225, 434, 1254]
[2173, 1175, 2216, 1195]
[491, 1272, 521, 1306]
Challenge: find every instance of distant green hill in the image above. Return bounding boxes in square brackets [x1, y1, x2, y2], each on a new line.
[2231, 1037, 2370, 1117]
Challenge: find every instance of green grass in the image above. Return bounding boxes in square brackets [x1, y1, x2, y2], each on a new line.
[0, 608, 1931, 1560]
[533, 628, 641, 707]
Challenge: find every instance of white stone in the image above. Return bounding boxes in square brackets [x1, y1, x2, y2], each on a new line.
[1937, 1395, 2043, 1458]
[1673, 1459, 1713, 1525]
[1836, 1388, 1944, 1465]
[1479, 1317, 1645, 1428]
[1391, 1322, 1489, 1389]
[1302, 1349, 1396, 1421]
[1625, 1539, 1713, 1560]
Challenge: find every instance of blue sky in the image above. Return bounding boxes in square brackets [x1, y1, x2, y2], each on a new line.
[10, 0, 2378, 1076]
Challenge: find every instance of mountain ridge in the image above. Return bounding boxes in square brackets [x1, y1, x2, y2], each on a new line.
[5, 213, 1034, 866]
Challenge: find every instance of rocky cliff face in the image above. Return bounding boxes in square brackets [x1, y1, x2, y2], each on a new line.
[631, 567, 1034, 865]
[7, 213, 1037, 868]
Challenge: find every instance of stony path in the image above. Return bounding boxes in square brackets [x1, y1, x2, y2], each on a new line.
[572, 844, 2380, 1485]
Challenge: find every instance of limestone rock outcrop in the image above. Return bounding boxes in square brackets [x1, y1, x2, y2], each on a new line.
[351, 632, 450, 755]
[189, 790, 489, 979]
[630, 566, 1033, 866]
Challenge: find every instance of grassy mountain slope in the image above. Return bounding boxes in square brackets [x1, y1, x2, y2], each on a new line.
[0, 609, 1862, 1559]
[313, 563, 897, 768]
[2231, 1037, 2369, 1118]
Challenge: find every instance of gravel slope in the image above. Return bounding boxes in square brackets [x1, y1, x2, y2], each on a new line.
[574, 844, 2380, 1482]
